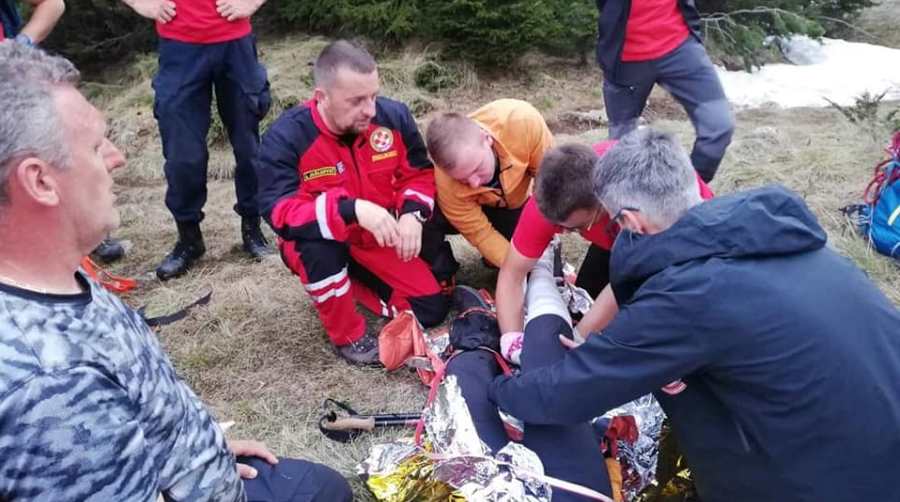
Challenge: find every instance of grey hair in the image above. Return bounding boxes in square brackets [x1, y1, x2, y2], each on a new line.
[0, 41, 80, 206]
[593, 128, 702, 230]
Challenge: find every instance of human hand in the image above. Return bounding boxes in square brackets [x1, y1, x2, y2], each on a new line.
[227, 439, 278, 479]
[559, 325, 590, 350]
[215, 0, 263, 21]
[126, 0, 176, 23]
[355, 200, 400, 248]
[395, 213, 422, 262]
[559, 333, 584, 350]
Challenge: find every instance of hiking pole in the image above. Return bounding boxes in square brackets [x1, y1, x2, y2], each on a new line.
[318, 398, 420, 443]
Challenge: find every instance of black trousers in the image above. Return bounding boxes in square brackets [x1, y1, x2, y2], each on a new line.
[446, 313, 613, 500]
[420, 205, 524, 281]
[240, 456, 352, 502]
[575, 244, 611, 299]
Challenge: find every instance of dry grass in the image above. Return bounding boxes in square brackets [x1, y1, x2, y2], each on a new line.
[96, 12, 898, 498]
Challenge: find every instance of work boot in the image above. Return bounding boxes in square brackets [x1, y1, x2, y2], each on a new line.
[156, 221, 205, 281]
[92, 237, 125, 264]
[241, 216, 274, 259]
[452, 284, 492, 312]
[336, 328, 381, 366]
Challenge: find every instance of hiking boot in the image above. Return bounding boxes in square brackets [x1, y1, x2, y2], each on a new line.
[450, 307, 500, 352]
[452, 284, 491, 312]
[156, 221, 205, 281]
[337, 329, 381, 366]
[241, 216, 274, 259]
[92, 237, 125, 264]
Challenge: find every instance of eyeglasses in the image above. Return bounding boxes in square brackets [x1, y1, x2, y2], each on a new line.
[558, 206, 602, 232]
[605, 206, 640, 235]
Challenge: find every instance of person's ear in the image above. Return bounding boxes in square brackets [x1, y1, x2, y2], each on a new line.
[313, 87, 328, 106]
[13, 158, 61, 207]
[482, 129, 493, 148]
[618, 209, 645, 234]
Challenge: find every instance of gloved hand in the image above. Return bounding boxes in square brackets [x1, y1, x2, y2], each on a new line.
[500, 331, 524, 365]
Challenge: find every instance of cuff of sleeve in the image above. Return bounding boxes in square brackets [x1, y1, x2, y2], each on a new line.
[338, 197, 357, 224]
[14, 33, 35, 47]
[400, 200, 432, 220]
[487, 375, 507, 405]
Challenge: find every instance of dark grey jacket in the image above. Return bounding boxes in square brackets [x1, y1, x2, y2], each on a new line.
[490, 186, 900, 502]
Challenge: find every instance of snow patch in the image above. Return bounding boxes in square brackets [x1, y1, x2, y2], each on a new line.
[718, 36, 900, 109]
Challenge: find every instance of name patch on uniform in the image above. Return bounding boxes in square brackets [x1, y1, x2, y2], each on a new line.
[303, 166, 338, 181]
[372, 151, 399, 162]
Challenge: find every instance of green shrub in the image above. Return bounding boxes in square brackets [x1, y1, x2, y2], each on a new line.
[39, 0, 876, 75]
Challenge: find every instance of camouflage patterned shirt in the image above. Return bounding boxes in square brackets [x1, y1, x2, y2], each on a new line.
[0, 274, 244, 501]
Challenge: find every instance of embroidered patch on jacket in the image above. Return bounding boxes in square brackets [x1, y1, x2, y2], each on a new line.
[372, 150, 399, 162]
[370, 127, 394, 153]
[303, 166, 338, 181]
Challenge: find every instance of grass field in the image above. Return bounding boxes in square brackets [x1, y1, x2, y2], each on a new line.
[91, 4, 899, 497]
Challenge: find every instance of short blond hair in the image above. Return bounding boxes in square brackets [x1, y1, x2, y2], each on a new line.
[425, 112, 483, 171]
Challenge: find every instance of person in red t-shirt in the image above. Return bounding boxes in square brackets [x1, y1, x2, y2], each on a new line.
[122, 0, 273, 280]
[496, 139, 713, 346]
[596, 0, 735, 183]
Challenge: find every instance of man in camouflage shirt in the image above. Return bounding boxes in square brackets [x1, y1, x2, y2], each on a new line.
[0, 41, 351, 502]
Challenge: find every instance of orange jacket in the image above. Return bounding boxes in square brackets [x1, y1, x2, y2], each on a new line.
[434, 99, 553, 267]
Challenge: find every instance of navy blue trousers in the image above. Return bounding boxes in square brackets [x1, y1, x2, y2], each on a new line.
[239, 456, 352, 502]
[153, 35, 271, 223]
[603, 37, 735, 182]
[446, 314, 612, 500]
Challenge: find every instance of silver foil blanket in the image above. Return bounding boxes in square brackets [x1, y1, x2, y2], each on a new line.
[600, 394, 667, 500]
[358, 375, 552, 501]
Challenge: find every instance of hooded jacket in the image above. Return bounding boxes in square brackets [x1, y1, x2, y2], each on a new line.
[490, 185, 900, 502]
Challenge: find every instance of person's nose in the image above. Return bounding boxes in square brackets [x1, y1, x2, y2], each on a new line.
[103, 139, 126, 172]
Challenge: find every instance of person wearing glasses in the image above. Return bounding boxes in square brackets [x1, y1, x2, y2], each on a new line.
[422, 99, 554, 286]
[495, 140, 712, 363]
[489, 128, 900, 502]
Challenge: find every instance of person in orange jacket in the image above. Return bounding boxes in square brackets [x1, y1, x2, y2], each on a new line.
[421, 99, 553, 281]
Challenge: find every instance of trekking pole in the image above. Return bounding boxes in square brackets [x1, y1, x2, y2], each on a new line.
[318, 398, 420, 442]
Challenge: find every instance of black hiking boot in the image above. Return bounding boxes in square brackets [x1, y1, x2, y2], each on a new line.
[241, 216, 274, 259]
[336, 328, 381, 366]
[92, 237, 125, 264]
[452, 284, 492, 312]
[156, 222, 205, 281]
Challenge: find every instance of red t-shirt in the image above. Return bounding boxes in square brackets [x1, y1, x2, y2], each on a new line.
[156, 0, 251, 44]
[511, 141, 714, 259]
[621, 0, 690, 62]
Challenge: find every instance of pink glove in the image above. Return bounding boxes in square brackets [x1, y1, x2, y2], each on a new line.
[500, 331, 524, 365]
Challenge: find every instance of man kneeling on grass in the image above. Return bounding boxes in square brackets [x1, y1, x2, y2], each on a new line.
[489, 128, 900, 502]
[0, 42, 351, 502]
[258, 40, 449, 366]
[495, 140, 712, 355]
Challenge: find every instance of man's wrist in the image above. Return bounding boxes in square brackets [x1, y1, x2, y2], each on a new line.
[14, 33, 34, 47]
[401, 210, 427, 224]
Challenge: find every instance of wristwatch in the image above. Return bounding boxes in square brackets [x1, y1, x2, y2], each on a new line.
[410, 210, 428, 224]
